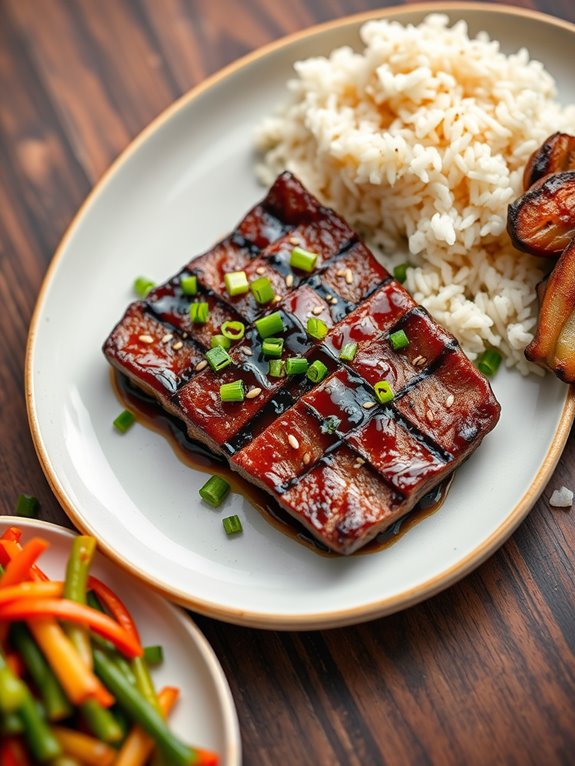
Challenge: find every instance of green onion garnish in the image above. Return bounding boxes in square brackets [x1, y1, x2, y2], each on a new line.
[307, 360, 328, 383]
[389, 329, 409, 351]
[113, 410, 136, 433]
[250, 276, 275, 305]
[262, 337, 284, 358]
[221, 321, 245, 341]
[15, 494, 39, 518]
[255, 311, 284, 339]
[374, 380, 394, 404]
[220, 379, 245, 403]
[143, 645, 164, 666]
[211, 334, 232, 350]
[180, 275, 197, 296]
[285, 357, 308, 376]
[189, 302, 209, 324]
[339, 342, 358, 362]
[320, 416, 341, 435]
[393, 263, 411, 283]
[477, 348, 502, 377]
[306, 316, 328, 341]
[223, 515, 243, 536]
[133, 276, 156, 298]
[199, 475, 230, 508]
[268, 360, 285, 378]
[290, 246, 318, 272]
[205, 346, 232, 373]
[224, 271, 249, 296]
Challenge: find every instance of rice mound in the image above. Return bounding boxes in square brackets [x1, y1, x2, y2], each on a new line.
[255, 13, 575, 375]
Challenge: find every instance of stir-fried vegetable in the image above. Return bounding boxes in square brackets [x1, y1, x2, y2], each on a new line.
[0, 526, 219, 765]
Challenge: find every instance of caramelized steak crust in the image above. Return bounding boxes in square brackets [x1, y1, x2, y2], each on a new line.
[104, 173, 501, 554]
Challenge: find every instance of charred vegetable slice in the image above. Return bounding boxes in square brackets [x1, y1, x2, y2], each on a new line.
[523, 132, 575, 190]
[525, 236, 575, 381]
[507, 170, 575, 257]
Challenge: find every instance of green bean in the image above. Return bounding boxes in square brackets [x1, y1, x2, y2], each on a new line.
[0, 709, 24, 735]
[80, 697, 123, 743]
[64, 535, 96, 663]
[18, 687, 61, 762]
[0, 650, 27, 713]
[93, 648, 196, 766]
[132, 655, 161, 713]
[10, 623, 71, 721]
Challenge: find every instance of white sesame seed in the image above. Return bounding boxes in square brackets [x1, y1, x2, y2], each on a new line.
[363, 401, 376, 409]
[445, 394, 455, 408]
[161, 333, 173, 344]
[426, 409, 434, 422]
[355, 456, 365, 465]
[336, 268, 345, 277]
[195, 360, 208, 371]
[345, 268, 353, 285]
[285, 274, 294, 288]
[289, 236, 299, 245]
[312, 306, 323, 316]
[138, 334, 154, 344]
[243, 347, 253, 356]
[182, 332, 188, 339]
[273, 295, 282, 303]
[325, 294, 333, 301]
[288, 434, 300, 450]
[172, 341, 183, 351]
[256, 266, 265, 275]
[246, 387, 262, 399]
[330, 296, 338, 305]
[303, 452, 312, 465]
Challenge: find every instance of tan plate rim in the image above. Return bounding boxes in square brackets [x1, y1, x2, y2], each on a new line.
[25, 1, 575, 629]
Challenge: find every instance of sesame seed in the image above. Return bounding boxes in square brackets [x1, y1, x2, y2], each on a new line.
[355, 456, 365, 465]
[243, 347, 253, 356]
[288, 434, 300, 450]
[138, 334, 154, 344]
[336, 268, 345, 277]
[363, 401, 376, 409]
[256, 266, 265, 275]
[426, 409, 434, 422]
[303, 452, 312, 465]
[413, 355, 427, 367]
[182, 332, 188, 339]
[445, 394, 455, 408]
[345, 268, 353, 285]
[161, 333, 173, 344]
[273, 295, 282, 303]
[195, 360, 208, 371]
[172, 341, 183, 351]
[289, 236, 299, 245]
[246, 387, 262, 399]
[325, 294, 333, 301]
[312, 306, 323, 315]
[285, 274, 294, 288]
[330, 296, 339, 305]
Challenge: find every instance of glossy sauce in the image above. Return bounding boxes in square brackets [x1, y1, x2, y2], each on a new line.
[112, 371, 453, 556]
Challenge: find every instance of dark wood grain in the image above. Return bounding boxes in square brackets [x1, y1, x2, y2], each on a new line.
[2, 1, 575, 764]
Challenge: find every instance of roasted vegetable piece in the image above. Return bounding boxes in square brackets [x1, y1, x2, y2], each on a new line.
[508, 170, 575, 257]
[523, 132, 575, 189]
[525, 236, 575, 381]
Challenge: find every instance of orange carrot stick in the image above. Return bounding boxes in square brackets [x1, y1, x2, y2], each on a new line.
[52, 727, 115, 766]
[0, 582, 63, 607]
[0, 528, 22, 543]
[115, 686, 180, 766]
[0, 539, 48, 582]
[0, 539, 49, 588]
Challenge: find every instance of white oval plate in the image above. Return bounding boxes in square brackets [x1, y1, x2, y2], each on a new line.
[26, 3, 575, 629]
[0, 517, 241, 765]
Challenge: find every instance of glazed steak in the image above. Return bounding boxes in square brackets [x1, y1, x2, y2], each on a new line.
[104, 173, 500, 554]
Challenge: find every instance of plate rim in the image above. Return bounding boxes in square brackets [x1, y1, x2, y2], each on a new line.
[25, 1, 575, 629]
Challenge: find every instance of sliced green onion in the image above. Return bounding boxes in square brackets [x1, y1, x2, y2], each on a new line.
[262, 337, 284, 358]
[143, 646, 164, 666]
[224, 271, 249, 296]
[321, 416, 341, 435]
[133, 276, 156, 298]
[389, 329, 409, 351]
[307, 360, 328, 383]
[180, 275, 197, 296]
[199, 475, 230, 508]
[306, 316, 328, 341]
[285, 357, 308, 376]
[477, 348, 502, 377]
[221, 320, 245, 341]
[220, 380, 245, 403]
[255, 311, 284, 339]
[223, 515, 243, 536]
[113, 410, 136, 433]
[189, 302, 209, 324]
[375, 380, 394, 404]
[15, 494, 39, 518]
[339, 342, 358, 362]
[250, 276, 275, 305]
[268, 360, 285, 378]
[205, 346, 232, 373]
[393, 263, 411, 283]
[290, 246, 318, 272]
[210, 334, 232, 350]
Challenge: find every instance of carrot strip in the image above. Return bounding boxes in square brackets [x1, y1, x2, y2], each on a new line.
[87, 576, 141, 645]
[52, 727, 115, 766]
[5, 653, 24, 678]
[0, 599, 142, 658]
[0, 539, 48, 582]
[0, 539, 49, 588]
[115, 686, 180, 766]
[28, 619, 114, 707]
[0, 581, 63, 607]
[0, 528, 22, 543]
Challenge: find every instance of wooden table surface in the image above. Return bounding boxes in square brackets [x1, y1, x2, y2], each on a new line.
[2, 1, 575, 763]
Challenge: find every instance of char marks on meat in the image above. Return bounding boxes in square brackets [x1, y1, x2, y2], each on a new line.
[104, 173, 501, 554]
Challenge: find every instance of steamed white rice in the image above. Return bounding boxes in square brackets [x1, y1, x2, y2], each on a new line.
[255, 14, 575, 375]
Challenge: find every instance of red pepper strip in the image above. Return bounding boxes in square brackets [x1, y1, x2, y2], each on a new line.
[0, 539, 49, 582]
[0, 527, 22, 543]
[0, 581, 63, 606]
[88, 576, 141, 647]
[0, 539, 49, 588]
[5, 652, 25, 678]
[0, 599, 142, 659]
[0, 739, 30, 766]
